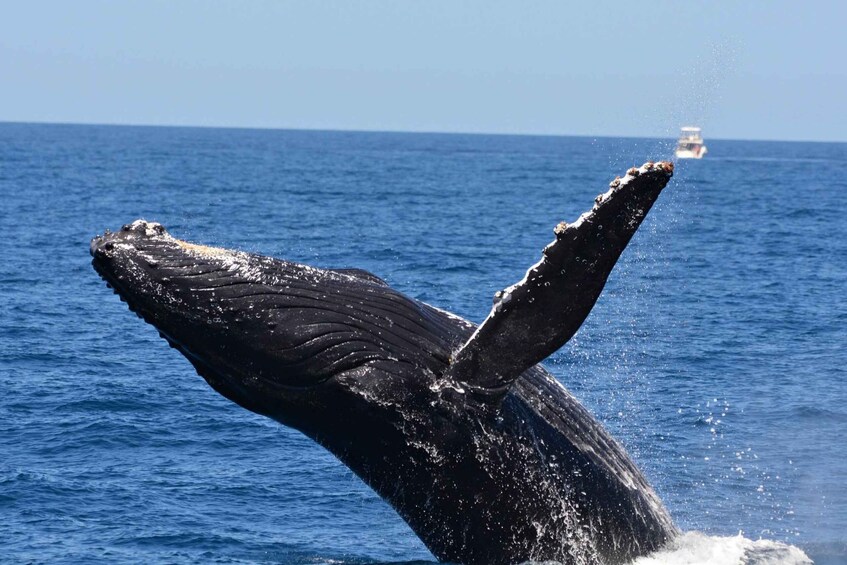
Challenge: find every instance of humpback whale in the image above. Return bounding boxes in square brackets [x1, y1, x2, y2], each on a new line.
[90, 161, 677, 564]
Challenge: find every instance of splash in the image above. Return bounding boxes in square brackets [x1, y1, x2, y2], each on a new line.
[630, 531, 811, 565]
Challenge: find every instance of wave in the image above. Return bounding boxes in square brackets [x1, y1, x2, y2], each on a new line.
[630, 531, 812, 565]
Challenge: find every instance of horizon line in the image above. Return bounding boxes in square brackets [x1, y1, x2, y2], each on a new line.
[1, 119, 844, 145]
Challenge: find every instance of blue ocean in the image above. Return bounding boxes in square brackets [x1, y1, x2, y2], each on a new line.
[1, 123, 845, 564]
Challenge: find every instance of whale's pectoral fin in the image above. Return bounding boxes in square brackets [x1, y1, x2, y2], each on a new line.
[445, 162, 674, 397]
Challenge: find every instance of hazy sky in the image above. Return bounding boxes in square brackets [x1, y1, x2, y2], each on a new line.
[2, 1, 845, 141]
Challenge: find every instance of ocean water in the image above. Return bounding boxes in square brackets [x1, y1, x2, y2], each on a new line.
[1, 123, 845, 564]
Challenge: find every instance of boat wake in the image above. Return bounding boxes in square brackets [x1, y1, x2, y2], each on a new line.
[630, 531, 812, 565]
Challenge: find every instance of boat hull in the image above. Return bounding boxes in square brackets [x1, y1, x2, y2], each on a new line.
[675, 145, 707, 159]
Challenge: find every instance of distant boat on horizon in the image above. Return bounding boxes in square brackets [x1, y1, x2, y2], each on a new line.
[675, 126, 708, 159]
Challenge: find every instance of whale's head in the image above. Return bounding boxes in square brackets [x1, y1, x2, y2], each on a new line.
[90, 220, 457, 429]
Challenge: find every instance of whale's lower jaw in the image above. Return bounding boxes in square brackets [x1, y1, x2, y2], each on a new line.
[90, 162, 677, 565]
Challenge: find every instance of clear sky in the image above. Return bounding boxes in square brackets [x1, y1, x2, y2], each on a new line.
[2, 1, 845, 141]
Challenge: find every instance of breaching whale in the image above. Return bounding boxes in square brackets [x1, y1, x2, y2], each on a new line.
[90, 161, 677, 564]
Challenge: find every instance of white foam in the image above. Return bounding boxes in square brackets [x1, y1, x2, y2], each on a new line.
[630, 531, 812, 565]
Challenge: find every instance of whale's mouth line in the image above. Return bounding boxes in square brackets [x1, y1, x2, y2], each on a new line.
[91, 247, 346, 395]
[91, 255, 193, 358]
[91, 256, 147, 322]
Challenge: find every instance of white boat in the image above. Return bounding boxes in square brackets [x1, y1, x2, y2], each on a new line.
[674, 127, 708, 159]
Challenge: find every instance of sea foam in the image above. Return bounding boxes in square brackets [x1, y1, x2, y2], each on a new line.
[631, 531, 812, 565]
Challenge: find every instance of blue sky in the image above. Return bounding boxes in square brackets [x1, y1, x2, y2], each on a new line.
[2, 1, 845, 141]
